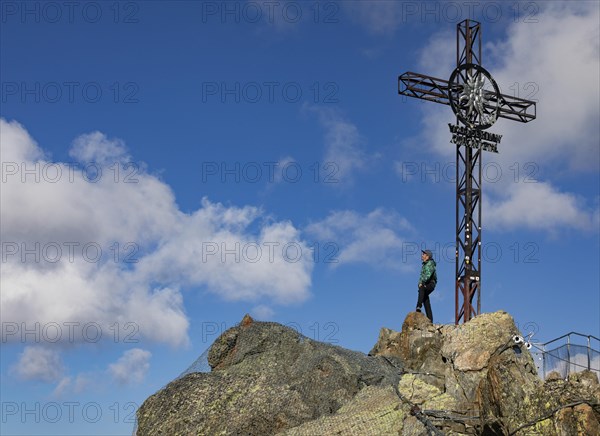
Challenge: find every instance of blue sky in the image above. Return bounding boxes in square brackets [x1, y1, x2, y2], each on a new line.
[1, 1, 599, 434]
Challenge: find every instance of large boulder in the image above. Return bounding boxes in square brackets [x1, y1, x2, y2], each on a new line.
[369, 310, 600, 435]
[136, 315, 402, 435]
[136, 311, 600, 435]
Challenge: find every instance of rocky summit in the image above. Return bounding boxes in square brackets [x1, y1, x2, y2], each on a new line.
[136, 311, 600, 435]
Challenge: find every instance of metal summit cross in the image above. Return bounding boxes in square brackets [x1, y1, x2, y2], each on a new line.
[398, 19, 537, 324]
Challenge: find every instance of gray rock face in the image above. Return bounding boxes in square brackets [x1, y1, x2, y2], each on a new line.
[136, 311, 600, 435]
[370, 311, 600, 435]
[136, 315, 402, 435]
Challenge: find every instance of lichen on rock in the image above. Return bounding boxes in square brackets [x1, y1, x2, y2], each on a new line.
[136, 311, 600, 435]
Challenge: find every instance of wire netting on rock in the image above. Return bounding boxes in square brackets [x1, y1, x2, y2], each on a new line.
[175, 347, 212, 379]
[132, 346, 212, 435]
[542, 343, 600, 380]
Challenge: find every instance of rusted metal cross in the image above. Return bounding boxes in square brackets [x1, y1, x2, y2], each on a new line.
[398, 19, 537, 324]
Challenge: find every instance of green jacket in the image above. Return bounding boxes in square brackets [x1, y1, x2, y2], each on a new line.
[419, 258, 437, 287]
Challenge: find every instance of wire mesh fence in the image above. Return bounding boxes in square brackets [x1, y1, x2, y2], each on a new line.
[532, 332, 600, 380]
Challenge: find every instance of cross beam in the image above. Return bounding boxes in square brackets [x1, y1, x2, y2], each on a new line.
[397, 19, 537, 324]
[398, 72, 537, 123]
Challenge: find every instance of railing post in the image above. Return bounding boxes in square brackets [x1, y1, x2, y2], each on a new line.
[566, 335, 571, 377]
[537, 332, 599, 380]
[542, 345, 547, 379]
[588, 336, 591, 371]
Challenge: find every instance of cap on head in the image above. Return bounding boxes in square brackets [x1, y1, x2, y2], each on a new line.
[421, 249, 433, 258]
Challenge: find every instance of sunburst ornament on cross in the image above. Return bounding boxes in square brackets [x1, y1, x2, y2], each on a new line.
[450, 63, 501, 130]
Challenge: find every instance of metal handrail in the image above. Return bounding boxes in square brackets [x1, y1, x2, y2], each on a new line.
[540, 332, 600, 348]
[535, 332, 600, 379]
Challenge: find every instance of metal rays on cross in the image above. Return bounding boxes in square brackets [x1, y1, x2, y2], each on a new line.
[398, 20, 537, 324]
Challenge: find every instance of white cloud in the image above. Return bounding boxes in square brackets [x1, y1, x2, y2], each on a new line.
[12, 346, 64, 383]
[401, 3, 599, 233]
[305, 105, 374, 186]
[0, 118, 313, 348]
[485, 2, 600, 171]
[108, 348, 152, 385]
[52, 377, 72, 397]
[484, 181, 599, 232]
[0, 119, 45, 162]
[1, 120, 178, 248]
[305, 208, 415, 270]
[52, 374, 90, 397]
[417, 30, 455, 79]
[273, 156, 295, 184]
[250, 304, 275, 320]
[69, 131, 130, 165]
[133, 205, 313, 305]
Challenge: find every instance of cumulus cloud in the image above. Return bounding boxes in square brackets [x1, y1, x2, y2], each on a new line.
[484, 181, 599, 232]
[108, 348, 152, 385]
[486, 2, 600, 170]
[0, 118, 313, 348]
[133, 204, 313, 305]
[305, 208, 415, 270]
[12, 346, 65, 383]
[416, 3, 599, 165]
[402, 3, 599, 233]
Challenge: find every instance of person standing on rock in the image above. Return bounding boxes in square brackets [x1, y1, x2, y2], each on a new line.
[416, 249, 437, 322]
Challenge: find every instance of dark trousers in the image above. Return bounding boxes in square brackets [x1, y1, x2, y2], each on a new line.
[416, 282, 435, 322]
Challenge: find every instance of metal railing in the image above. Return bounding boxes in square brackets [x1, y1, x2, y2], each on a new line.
[531, 332, 600, 380]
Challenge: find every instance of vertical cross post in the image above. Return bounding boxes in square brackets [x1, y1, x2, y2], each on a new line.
[455, 19, 482, 324]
